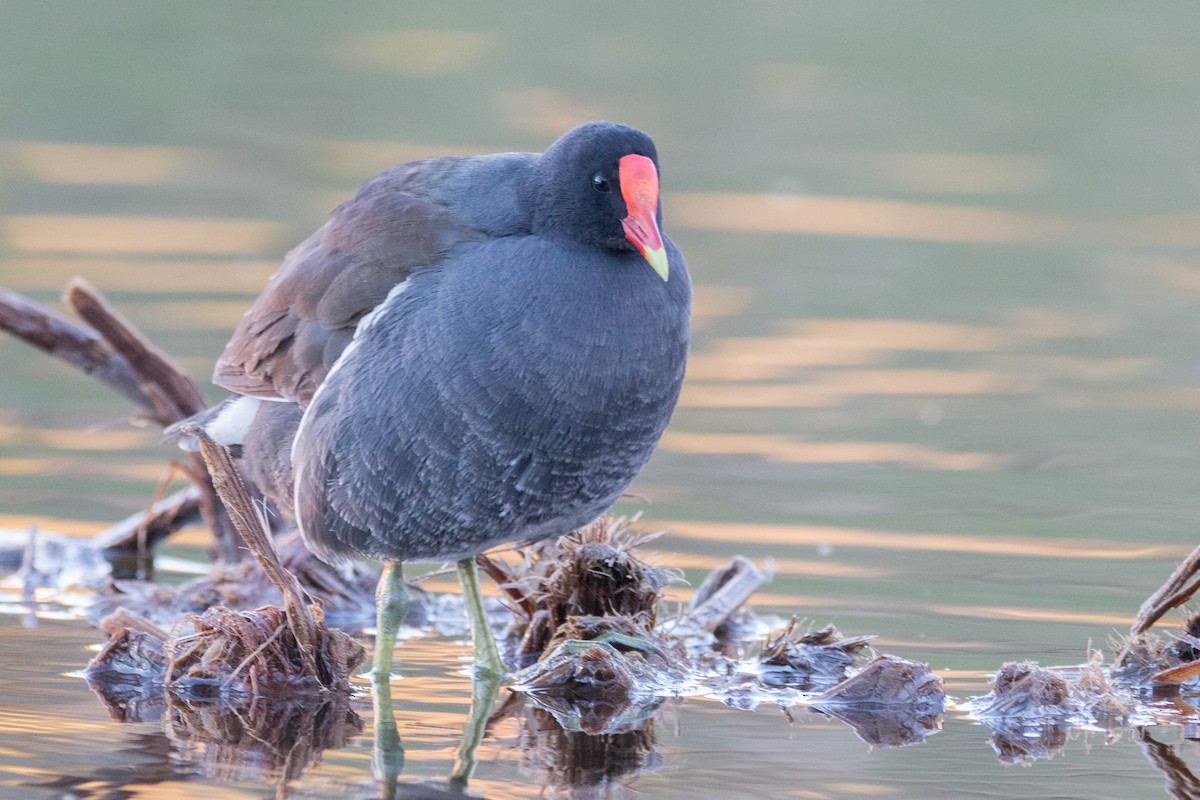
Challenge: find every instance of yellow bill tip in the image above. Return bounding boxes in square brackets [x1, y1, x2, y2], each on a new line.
[644, 245, 669, 281]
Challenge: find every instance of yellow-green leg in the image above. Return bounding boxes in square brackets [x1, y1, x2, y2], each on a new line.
[373, 560, 409, 683]
[449, 668, 501, 790]
[455, 557, 504, 678]
[372, 668, 403, 799]
[371, 560, 408, 797]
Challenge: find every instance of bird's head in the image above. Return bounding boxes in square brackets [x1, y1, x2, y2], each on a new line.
[532, 121, 670, 281]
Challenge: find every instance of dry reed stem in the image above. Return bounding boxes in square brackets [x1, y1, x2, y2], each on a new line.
[1132, 538, 1200, 635]
[183, 423, 321, 674]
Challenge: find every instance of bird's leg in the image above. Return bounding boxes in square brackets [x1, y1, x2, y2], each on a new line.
[371, 667, 404, 799]
[455, 557, 504, 678]
[448, 667, 501, 790]
[372, 560, 409, 684]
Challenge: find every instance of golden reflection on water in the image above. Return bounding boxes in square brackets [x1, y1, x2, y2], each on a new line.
[922, 603, 1133, 627]
[866, 151, 1049, 195]
[678, 383, 846, 408]
[792, 318, 1005, 351]
[657, 549, 890, 580]
[661, 520, 1187, 561]
[4, 141, 216, 185]
[1122, 255, 1200, 292]
[0, 258, 279, 293]
[0, 515, 105, 538]
[670, 191, 1200, 247]
[313, 141, 493, 178]
[114, 299, 253, 330]
[671, 191, 1080, 243]
[333, 30, 495, 76]
[659, 431, 1002, 471]
[0, 457, 54, 475]
[498, 88, 602, 137]
[4, 215, 281, 256]
[0, 457, 167, 482]
[677, 367, 1031, 409]
[1, 427, 152, 451]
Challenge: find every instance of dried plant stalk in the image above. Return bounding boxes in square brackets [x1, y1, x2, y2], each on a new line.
[65, 277, 207, 423]
[0, 286, 150, 410]
[1131, 539, 1200, 635]
[0, 281, 239, 560]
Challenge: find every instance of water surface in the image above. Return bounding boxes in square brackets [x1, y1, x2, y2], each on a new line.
[3, 3, 1200, 798]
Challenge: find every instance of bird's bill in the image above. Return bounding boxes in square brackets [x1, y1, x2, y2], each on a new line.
[619, 154, 669, 281]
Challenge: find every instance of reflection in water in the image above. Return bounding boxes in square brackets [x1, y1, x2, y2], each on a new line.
[333, 29, 495, 77]
[5, 140, 214, 185]
[810, 704, 943, 750]
[86, 669, 363, 797]
[1139, 729, 1200, 800]
[503, 693, 658, 800]
[24, 731, 182, 800]
[662, 519, 1184, 561]
[671, 192, 1200, 247]
[671, 191, 1084, 244]
[660, 430, 1002, 470]
[989, 721, 1072, 765]
[866, 151, 1049, 195]
[164, 696, 362, 788]
[3, 214, 280, 256]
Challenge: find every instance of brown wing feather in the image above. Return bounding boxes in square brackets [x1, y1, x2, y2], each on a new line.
[213, 165, 478, 405]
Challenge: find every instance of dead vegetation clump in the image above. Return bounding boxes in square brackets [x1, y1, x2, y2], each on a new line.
[93, 531, 378, 630]
[480, 516, 670, 665]
[166, 603, 364, 697]
[88, 582, 367, 701]
[969, 656, 1130, 764]
[806, 654, 946, 749]
[1112, 612, 1200, 689]
[1111, 632, 1182, 687]
[84, 607, 364, 793]
[479, 517, 695, 701]
[815, 654, 944, 709]
[977, 662, 1073, 721]
[87, 428, 367, 699]
[759, 618, 875, 691]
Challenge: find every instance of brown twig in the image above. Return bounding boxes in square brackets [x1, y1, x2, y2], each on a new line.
[62, 279, 241, 561]
[1131, 540, 1200, 635]
[0, 281, 241, 561]
[678, 555, 766, 633]
[64, 278, 207, 425]
[92, 486, 204, 554]
[183, 423, 322, 679]
[476, 553, 537, 617]
[0, 287, 151, 411]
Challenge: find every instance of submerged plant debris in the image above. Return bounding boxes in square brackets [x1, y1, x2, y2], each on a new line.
[9, 280, 1200, 786]
[759, 618, 875, 691]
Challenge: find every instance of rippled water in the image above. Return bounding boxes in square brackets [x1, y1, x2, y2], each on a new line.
[3, 3, 1200, 798]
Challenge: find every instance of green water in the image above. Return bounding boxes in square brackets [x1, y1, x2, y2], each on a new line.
[3, 3, 1200, 798]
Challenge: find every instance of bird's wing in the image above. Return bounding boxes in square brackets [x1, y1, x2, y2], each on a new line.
[213, 158, 510, 405]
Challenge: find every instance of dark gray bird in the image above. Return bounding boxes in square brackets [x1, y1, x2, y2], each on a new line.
[202, 121, 691, 679]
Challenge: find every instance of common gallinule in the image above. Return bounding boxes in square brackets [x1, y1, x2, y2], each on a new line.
[204, 121, 691, 679]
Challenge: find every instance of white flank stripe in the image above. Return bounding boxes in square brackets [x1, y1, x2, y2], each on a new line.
[205, 396, 261, 446]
